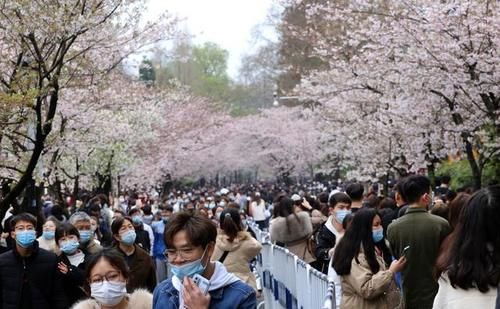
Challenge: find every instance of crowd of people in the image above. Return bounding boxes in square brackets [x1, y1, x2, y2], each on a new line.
[0, 176, 498, 309]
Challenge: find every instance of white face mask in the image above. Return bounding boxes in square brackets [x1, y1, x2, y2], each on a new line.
[90, 281, 127, 306]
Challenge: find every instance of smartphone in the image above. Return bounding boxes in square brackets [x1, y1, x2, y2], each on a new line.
[402, 245, 410, 257]
[193, 274, 210, 295]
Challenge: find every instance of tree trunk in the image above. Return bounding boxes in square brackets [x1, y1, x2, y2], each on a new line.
[464, 137, 482, 190]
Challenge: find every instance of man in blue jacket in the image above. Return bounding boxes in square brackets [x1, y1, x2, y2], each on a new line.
[153, 211, 256, 309]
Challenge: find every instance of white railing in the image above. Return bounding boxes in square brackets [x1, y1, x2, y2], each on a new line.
[249, 221, 335, 309]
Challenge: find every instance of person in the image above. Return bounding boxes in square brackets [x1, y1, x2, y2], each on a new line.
[37, 216, 60, 254]
[152, 206, 173, 283]
[314, 192, 351, 274]
[111, 216, 156, 292]
[394, 180, 410, 218]
[345, 183, 364, 213]
[249, 192, 267, 229]
[387, 175, 451, 309]
[211, 208, 262, 292]
[55, 222, 88, 306]
[89, 216, 102, 245]
[269, 197, 315, 263]
[128, 208, 153, 254]
[153, 212, 256, 309]
[433, 185, 500, 308]
[377, 197, 397, 237]
[71, 249, 152, 309]
[70, 212, 103, 255]
[0, 213, 68, 308]
[333, 208, 405, 309]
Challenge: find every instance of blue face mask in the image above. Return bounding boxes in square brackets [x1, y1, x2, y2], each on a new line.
[120, 230, 136, 246]
[60, 240, 80, 255]
[169, 248, 208, 280]
[132, 216, 142, 225]
[335, 209, 351, 224]
[42, 231, 55, 240]
[79, 230, 92, 243]
[16, 230, 37, 248]
[372, 228, 384, 243]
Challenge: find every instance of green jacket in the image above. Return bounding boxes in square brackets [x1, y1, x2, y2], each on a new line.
[387, 207, 450, 309]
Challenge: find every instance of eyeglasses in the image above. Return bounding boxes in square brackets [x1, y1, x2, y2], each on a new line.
[89, 271, 122, 286]
[163, 248, 196, 261]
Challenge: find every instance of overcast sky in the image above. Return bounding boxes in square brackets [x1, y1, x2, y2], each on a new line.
[146, 0, 274, 78]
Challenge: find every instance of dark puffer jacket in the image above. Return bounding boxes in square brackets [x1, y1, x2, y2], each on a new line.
[0, 241, 68, 309]
[314, 223, 336, 274]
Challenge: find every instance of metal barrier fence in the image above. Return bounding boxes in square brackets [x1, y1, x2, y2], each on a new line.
[249, 221, 335, 309]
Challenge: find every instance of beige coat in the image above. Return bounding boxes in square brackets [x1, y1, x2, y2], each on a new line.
[270, 211, 315, 263]
[340, 251, 400, 309]
[212, 231, 262, 291]
[71, 289, 152, 309]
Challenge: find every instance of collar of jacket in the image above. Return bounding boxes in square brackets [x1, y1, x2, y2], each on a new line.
[405, 207, 427, 214]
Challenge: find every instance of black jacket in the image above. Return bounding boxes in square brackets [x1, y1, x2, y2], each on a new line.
[314, 223, 337, 274]
[58, 252, 88, 306]
[0, 241, 68, 309]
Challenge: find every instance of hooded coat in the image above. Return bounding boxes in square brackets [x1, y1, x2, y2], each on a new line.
[211, 231, 262, 291]
[269, 211, 315, 263]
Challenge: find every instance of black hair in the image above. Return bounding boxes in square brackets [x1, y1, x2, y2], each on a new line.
[447, 185, 500, 292]
[329, 192, 352, 208]
[393, 180, 408, 203]
[55, 222, 80, 243]
[346, 183, 364, 201]
[220, 208, 242, 242]
[333, 208, 382, 275]
[143, 205, 152, 215]
[401, 175, 431, 204]
[342, 213, 354, 230]
[10, 213, 37, 230]
[84, 249, 130, 292]
[317, 192, 329, 204]
[164, 212, 217, 249]
[441, 175, 451, 185]
[110, 216, 133, 245]
[128, 208, 141, 216]
[276, 197, 302, 230]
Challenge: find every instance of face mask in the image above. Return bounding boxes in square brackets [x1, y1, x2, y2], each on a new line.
[208, 202, 216, 209]
[132, 216, 142, 225]
[79, 230, 92, 243]
[335, 209, 351, 224]
[91, 281, 127, 306]
[120, 230, 136, 246]
[60, 240, 79, 255]
[42, 231, 55, 240]
[170, 248, 208, 280]
[219, 201, 226, 207]
[16, 230, 37, 248]
[372, 228, 384, 243]
[162, 216, 170, 224]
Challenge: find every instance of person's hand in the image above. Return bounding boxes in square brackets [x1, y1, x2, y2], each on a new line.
[301, 198, 312, 210]
[389, 256, 407, 273]
[57, 261, 69, 274]
[183, 277, 210, 309]
[328, 247, 335, 257]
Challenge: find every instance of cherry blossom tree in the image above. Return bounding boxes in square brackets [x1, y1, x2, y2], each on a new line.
[283, 0, 499, 187]
[0, 0, 179, 216]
